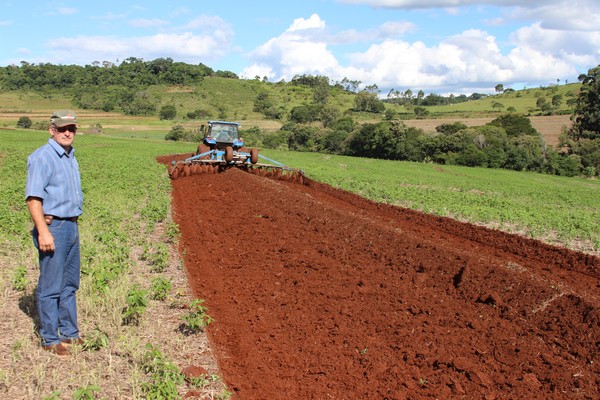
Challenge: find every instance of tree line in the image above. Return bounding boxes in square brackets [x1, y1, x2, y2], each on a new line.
[238, 114, 591, 177]
[4, 58, 599, 177]
[0, 57, 234, 90]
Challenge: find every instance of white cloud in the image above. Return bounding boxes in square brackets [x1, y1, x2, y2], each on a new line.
[241, 14, 340, 80]
[46, 32, 233, 64]
[129, 18, 169, 29]
[342, 27, 583, 91]
[243, 11, 598, 93]
[289, 13, 326, 31]
[56, 7, 78, 16]
[510, 23, 600, 70]
[40, 14, 235, 65]
[242, 14, 418, 81]
[511, 2, 600, 32]
[338, 0, 600, 32]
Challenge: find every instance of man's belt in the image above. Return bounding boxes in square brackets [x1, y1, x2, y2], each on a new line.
[44, 215, 78, 224]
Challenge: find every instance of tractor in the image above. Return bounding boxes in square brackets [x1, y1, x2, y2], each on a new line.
[168, 120, 304, 183]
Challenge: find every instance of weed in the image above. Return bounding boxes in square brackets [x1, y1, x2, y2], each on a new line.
[42, 392, 61, 400]
[12, 266, 28, 292]
[187, 373, 221, 388]
[73, 384, 100, 400]
[179, 299, 214, 335]
[141, 243, 170, 273]
[0, 368, 7, 392]
[141, 344, 183, 400]
[122, 285, 148, 326]
[150, 277, 172, 301]
[216, 388, 234, 400]
[165, 221, 180, 243]
[83, 325, 110, 351]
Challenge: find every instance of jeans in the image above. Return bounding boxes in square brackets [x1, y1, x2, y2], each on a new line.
[33, 219, 81, 346]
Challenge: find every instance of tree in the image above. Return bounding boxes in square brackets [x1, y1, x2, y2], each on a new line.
[436, 122, 467, 135]
[165, 124, 185, 141]
[571, 65, 600, 140]
[413, 106, 429, 118]
[536, 97, 547, 109]
[353, 91, 385, 113]
[253, 91, 273, 113]
[313, 81, 330, 105]
[159, 105, 177, 120]
[551, 94, 562, 109]
[487, 114, 538, 137]
[17, 116, 32, 129]
[495, 83, 504, 93]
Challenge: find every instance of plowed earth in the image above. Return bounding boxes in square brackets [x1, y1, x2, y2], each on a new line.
[158, 156, 599, 400]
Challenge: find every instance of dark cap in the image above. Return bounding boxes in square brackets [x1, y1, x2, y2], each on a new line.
[50, 110, 77, 127]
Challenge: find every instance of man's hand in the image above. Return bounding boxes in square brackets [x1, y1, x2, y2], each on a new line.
[26, 197, 55, 253]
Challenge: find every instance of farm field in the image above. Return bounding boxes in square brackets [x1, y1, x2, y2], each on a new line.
[0, 111, 572, 147]
[1, 129, 598, 398]
[166, 166, 599, 399]
[402, 114, 571, 147]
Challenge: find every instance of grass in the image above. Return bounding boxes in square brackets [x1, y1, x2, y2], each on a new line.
[0, 79, 581, 132]
[0, 130, 226, 399]
[432, 83, 579, 115]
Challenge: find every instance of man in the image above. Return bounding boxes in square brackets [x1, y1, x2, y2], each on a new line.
[26, 110, 84, 356]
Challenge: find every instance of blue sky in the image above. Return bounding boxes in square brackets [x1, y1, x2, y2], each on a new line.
[1, 0, 599, 94]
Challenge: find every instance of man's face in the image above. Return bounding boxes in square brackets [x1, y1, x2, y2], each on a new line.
[50, 124, 76, 149]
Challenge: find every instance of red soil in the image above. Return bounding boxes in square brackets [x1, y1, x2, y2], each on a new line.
[161, 159, 599, 400]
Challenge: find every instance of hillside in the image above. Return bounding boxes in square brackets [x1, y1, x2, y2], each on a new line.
[0, 79, 579, 148]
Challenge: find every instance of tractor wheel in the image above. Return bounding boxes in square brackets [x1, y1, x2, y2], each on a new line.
[225, 146, 234, 163]
[250, 148, 259, 164]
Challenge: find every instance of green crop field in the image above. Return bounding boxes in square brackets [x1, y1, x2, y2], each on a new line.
[1, 125, 598, 398]
[431, 83, 579, 115]
[0, 130, 229, 399]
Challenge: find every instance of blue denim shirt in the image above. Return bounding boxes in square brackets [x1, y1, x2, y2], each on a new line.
[26, 138, 83, 218]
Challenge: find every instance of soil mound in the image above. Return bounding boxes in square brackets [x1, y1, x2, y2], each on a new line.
[166, 166, 599, 399]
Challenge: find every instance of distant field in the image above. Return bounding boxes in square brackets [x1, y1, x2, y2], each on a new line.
[0, 83, 577, 148]
[402, 114, 571, 147]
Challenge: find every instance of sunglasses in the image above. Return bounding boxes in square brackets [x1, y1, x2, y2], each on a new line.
[55, 125, 77, 133]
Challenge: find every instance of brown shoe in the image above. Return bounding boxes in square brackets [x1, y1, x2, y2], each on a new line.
[60, 337, 85, 346]
[42, 343, 70, 356]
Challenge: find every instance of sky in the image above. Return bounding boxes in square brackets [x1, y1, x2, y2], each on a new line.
[1, 0, 599, 95]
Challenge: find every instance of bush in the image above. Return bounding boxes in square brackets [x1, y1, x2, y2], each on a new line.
[186, 109, 211, 119]
[159, 105, 177, 120]
[262, 130, 288, 150]
[16, 116, 32, 129]
[165, 124, 185, 141]
[32, 121, 50, 131]
[289, 105, 321, 123]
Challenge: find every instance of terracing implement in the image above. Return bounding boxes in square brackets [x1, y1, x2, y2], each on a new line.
[168, 120, 305, 184]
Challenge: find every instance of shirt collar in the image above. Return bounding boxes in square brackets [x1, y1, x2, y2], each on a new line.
[47, 138, 74, 157]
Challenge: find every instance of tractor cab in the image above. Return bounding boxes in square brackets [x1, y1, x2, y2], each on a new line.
[204, 121, 243, 150]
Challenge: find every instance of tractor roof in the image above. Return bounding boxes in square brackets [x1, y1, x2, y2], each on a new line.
[208, 120, 240, 127]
